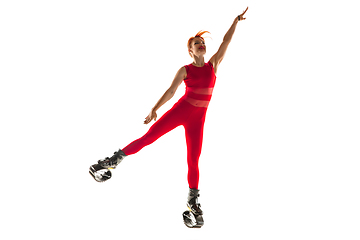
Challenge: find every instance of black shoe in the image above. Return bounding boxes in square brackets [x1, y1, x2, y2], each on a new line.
[98, 149, 127, 169]
[187, 188, 203, 215]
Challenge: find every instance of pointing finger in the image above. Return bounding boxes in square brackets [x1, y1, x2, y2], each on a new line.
[242, 6, 248, 15]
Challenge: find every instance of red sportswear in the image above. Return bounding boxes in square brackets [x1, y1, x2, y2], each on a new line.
[122, 61, 217, 189]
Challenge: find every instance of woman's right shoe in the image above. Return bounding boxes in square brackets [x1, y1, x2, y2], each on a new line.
[89, 149, 127, 182]
[97, 149, 127, 169]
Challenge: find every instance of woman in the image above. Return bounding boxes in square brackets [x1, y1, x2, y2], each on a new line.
[90, 7, 248, 224]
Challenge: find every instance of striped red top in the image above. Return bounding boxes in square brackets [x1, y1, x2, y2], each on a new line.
[183, 61, 217, 107]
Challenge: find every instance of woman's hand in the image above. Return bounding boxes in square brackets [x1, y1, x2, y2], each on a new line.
[237, 6, 248, 21]
[144, 109, 157, 124]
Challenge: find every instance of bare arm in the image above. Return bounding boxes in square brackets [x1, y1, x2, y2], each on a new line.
[210, 7, 248, 68]
[144, 66, 187, 124]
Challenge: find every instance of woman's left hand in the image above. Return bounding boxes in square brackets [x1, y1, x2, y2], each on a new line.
[237, 7, 248, 21]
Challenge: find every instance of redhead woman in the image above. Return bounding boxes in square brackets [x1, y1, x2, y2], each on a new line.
[90, 7, 248, 228]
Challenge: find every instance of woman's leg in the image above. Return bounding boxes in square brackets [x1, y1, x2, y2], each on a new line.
[184, 108, 207, 190]
[122, 102, 189, 155]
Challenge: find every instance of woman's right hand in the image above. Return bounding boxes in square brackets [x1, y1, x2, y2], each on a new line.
[144, 109, 157, 124]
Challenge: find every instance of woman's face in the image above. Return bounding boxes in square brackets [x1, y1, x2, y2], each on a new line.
[189, 37, 206, 58]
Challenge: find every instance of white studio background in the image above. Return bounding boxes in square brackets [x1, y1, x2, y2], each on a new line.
[1, 0, 359, 239]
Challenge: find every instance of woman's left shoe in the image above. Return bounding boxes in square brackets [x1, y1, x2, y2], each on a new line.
[187, 188, 203, 215]
[183, 188, 204, 228]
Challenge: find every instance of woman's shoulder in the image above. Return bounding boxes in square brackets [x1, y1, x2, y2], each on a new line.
[183, 63, 193, 79]
[180, 65, 189, 80]
[207, 60, 214, 68]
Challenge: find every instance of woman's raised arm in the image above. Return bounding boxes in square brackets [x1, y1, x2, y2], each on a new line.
[210, 7, 248, 68]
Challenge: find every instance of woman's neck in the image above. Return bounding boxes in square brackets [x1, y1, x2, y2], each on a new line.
[192, 56, 205, 67]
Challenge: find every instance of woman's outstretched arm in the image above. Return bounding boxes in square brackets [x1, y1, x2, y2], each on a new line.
[210, 7, 248, 67]
[144, 66, 187, 124]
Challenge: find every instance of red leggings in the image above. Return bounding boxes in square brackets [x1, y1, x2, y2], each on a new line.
[122, 98, 207, 189]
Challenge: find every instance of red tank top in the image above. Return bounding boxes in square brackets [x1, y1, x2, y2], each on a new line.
[183, 61, 217, 108]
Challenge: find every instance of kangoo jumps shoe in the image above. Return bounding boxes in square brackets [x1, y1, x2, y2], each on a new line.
[98, 149, 127, 169]
[89, 149, 127, 182]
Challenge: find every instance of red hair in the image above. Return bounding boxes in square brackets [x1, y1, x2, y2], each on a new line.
[187, 30, 211, 57]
